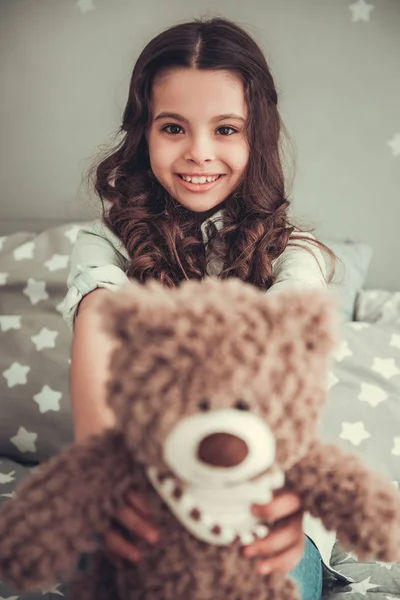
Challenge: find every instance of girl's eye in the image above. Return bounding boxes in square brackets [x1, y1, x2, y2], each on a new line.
[216, 126, 237, 136]
[161, 124, 237, 136]
[162, 124, 184, 135]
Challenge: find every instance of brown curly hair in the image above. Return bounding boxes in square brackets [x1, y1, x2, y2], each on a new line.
[87, 17, 335, 289]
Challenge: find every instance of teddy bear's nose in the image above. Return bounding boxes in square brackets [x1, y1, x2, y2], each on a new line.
[197, 433, 249, 467]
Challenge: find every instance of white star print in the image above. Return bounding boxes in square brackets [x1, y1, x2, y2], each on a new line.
[0, 272, 9, 285]
[327, 371, 339, 390]
[41, 584, 64, 595]
[340, 421, 370, 445]
[0, 470, 16, 484]
[376, 561, 394, 570]
[13, 240, 35, 260]
[44, 254, 69, 272]
[10, 426, 38, 453]
[372, 357, 400, 380]
[349, 576, 380, 594]
[0, 316, 22, 332]
[23, 278, 49, 305]
[334, 340, 353, 362]
[31, 327, 59, 351]
[3, 362, 30, 387]
[358, 382, 388, 407]
[0, 492, 16, 499]
[388, 133, 400, 158]
[77, 0, 95, 14]
[336, 550, 358, 563]
[33, 385, 62, 413]
[64, 224, 83, 243]
[56, 299, 65, 314]
[390, 333, 400, 349]
[391, 437, 400, 456]
[349, 0, 375, 22]
[0, 235, 6, 251]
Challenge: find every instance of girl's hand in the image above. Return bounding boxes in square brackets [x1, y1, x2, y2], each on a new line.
[105, 492, 159, 563]
[244, 491, 305, 576]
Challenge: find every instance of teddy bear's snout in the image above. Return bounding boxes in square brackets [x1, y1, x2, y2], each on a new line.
[197, 433, 249, 468]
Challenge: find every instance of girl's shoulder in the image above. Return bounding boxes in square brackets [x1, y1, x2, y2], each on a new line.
[270, 230, 327, 291]
[76, 219, 130, 261]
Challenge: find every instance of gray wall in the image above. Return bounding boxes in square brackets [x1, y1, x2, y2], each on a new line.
[0, 0, 399, 289]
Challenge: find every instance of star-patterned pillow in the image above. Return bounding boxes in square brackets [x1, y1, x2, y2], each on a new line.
[0, 224, 85, 464]
[322, 541, 400, 599]
[322, 320, 400, 486]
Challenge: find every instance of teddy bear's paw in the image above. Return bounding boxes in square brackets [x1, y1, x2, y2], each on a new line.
[337, 521, 400, 564]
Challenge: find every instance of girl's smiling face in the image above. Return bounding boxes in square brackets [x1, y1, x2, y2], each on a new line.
[146, 68, 249, 218]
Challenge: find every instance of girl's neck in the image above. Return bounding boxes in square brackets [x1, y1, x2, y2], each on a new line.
[194, 202, 225, 226]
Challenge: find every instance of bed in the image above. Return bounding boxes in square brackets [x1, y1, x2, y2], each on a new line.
[1, 223, 400, 599]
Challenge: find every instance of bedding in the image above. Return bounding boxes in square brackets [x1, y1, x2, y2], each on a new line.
[0, 225, 398, 599]
[323, 239, 373, 322]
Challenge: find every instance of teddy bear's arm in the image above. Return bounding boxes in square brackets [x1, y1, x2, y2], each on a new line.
[0, 429, 134, 592]
[285, 440, 400, 562]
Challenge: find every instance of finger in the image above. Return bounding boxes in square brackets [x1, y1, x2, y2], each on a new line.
[257, 537, 305, 576]
[244, 513, 303, 558]
[252, 492, 302, 523]
[105, 530, 142, 564]
[127, 492, 154, 517]
[117, 506, 159, 544]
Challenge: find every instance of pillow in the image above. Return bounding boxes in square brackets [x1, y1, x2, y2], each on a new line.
[326, 541, 400, 598]
[322, 240, 373, 322]
[322, 320, 400, 486]
[355, 288, 400, 324]
[0, 224, 84, 464]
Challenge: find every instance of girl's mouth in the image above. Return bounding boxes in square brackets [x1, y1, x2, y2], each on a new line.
[175, 174, 225, 193]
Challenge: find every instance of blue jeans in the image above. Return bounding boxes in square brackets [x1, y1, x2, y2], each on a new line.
[289, 535, 323, 600]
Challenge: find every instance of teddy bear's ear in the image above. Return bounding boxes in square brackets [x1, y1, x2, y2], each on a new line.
[261, 289, 340, 356]
[95, 280, 176, 342]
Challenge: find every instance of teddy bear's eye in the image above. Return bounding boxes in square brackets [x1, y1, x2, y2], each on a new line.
[198, 399, 210, 412]
[235, 400, 250, 411]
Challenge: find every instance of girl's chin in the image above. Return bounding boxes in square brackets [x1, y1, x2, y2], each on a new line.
[175, 199, 225, 215]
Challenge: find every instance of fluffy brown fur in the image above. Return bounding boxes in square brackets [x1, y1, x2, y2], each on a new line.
[1, 278, 400, 600]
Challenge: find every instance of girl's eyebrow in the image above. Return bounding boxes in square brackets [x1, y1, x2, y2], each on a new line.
[153, 112, 245, 123]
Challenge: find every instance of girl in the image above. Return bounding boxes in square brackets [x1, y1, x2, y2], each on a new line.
[65, 17, 340, 600]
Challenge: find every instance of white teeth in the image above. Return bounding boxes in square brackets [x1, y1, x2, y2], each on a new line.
[181, 175, 220, 184]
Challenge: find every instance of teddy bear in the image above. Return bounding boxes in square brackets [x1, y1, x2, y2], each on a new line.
[1, 277, 400, 600]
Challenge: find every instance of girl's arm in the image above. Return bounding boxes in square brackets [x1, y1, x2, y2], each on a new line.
[69, 288, 119, 441]
[64, 220, 130, 439]
[269, 232, 327, 293]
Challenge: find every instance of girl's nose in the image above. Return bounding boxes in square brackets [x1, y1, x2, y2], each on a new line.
[184, 136, 215, 165]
